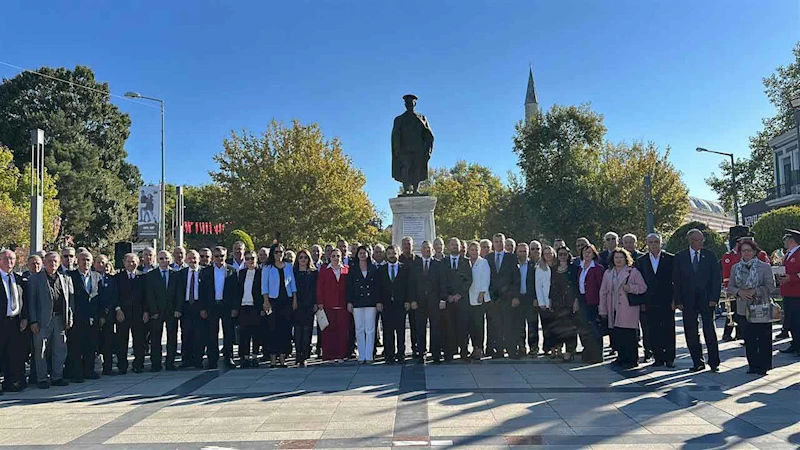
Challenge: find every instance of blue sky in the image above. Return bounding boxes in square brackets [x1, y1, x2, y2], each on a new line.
[2, 1, 798, 221]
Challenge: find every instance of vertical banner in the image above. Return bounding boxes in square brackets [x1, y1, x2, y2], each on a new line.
[138, 185, 161, 239]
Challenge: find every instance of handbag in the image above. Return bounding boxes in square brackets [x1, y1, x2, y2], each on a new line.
[746, 299, 782, 324]
[315, 308, 330, 331]
[624, 272, 646, 306]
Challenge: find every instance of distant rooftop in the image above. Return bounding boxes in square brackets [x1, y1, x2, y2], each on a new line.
[689, 196, 731, 217]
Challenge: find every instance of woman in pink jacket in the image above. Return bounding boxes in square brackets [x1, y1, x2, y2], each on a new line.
[599, 248, 647, 369]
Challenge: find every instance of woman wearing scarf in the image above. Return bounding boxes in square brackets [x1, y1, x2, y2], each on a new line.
[728, 240, 778, 375]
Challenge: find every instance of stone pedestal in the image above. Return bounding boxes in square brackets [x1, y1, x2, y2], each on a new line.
[390, 196, 437, 253]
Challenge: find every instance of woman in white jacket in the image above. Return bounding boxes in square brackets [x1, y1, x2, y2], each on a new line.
[467, 240, 491, 360]
[535, 245, 556, 356]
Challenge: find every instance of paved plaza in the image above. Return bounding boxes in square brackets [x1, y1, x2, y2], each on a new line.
[1, 317, 799, 449]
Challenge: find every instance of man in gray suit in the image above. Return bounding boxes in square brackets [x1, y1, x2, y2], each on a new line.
[29, 251, 74, 389]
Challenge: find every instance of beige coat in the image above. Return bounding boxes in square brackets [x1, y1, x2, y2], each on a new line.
[727, 260, 778, 316]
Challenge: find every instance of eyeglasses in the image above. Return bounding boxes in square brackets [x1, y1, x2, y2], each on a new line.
[158, 257, 168, 260]
[605, 238, 615, 241]
[245, 257, 255, 261]
[213, 254, 223, 258]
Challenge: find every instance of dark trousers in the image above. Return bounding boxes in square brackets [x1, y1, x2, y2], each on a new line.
[639, 309, 652, 357]
[683, 305, 720, 368]
[786, 297, 800, 349]
[485, 300, 499, 354]
[539, 307, 555, 352]
[382, 305, 406, 361]
[408, 309, 419, 355]
[455, 300, 472, 356]
[67, 319, 99, 378]
[100, 320, 116, 372]
[180, 302, 203, 367]
[268, 299, 293, 356]
[0, 316, 25, 388]
[208, 302, 234, 364]
[550, 307, 577, 353]
[116, 317, 146, 371]
[442, 301, 459, 358]
[501, 302, 525, 356]
[150, 315, 178, 369]
[523, 302, 540, 352]
[467, 303, 487, 353]
[238, 306, 262, 359]
[416, 303, 444, 359]
[613, 327, 638, 365]
[293, 308, 313, 362]
[577, 296, 603, 361]
[647, 306, 676, 363]
[744, 322, 772, 372]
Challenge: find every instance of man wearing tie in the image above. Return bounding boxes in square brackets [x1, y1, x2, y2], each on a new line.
[93, 255, 118, 376]
[67, 252, 103, 382]
[176, 250, 203, 369]
[146, 250, 180, 371]
[0, 250, 28, 393]
[200, 246, 238, 369]
[443, 238, 472, 361]
[111, 253, 147, 374]
[376, 245, 410, 364]
[409, 241, 448, 363]
[672, 229, 722, 372]
[487, 233, 521, 359]
[637, 233, 676, 368]
[29, 251, 74, 388]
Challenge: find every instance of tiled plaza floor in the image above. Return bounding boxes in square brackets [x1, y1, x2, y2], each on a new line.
[1, 317, 799, 449]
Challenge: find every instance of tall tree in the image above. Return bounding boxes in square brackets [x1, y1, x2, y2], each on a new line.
[514, 104, 689, 245]
[420, 161, 510, 240]
[0, 66, 142, 250]
[0, 145, 60, 248]
[706, 42, 800, 210]
[211, 120, 380, 249]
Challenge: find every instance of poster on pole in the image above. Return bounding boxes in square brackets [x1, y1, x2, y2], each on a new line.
[138, 185, 160, 239]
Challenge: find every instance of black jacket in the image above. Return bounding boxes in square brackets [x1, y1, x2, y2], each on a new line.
[294, 270, 318, 310]
[174, 267, 201, 314]
[636, 252, 674, 308]
[236, 268, 263, 310]
[672, 248, 721, 310]
[145, 267, 180, 317]
[112, 271, 146, 318]
[376, 262, 410, 308]
[69, 270, 101, 322]
[0, 271, 25, 329]
[442, 255, 473, 303]
[347, 263, 379, 308]
[199, 264, 239, 310]
[408, 258, 447, 310]
[487, 251, 520, 303]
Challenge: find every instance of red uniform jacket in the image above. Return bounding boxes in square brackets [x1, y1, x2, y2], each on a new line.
[781, 247, 800, 298]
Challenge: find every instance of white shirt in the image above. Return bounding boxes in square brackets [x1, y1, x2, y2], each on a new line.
[450, 256, 459, 270]
[468, 257, 491, 305]
[242, 269, 256, 306]
[1, 269, 20, 317]
[213, 264, 226, 301]
[579, 260, 595, 294]
[649, 251, 661, 274]
[184, 268, 200, 302]
[232, 258, 246, 272]
[328, 263, 343, 282]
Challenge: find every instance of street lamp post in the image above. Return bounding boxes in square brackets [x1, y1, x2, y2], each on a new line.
[696, 147, 739, 225]
[125, 91, 166, 250]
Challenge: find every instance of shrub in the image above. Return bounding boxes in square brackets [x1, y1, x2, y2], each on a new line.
[752, 206, 800, 254]
[666, 221, 727, 259]
[225, 229, 254, 251]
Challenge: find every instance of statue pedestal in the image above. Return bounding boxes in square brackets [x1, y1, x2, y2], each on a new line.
[390, 196, 437, 253]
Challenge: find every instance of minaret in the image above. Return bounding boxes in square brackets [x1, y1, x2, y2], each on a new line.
[525, 66, 539, 122]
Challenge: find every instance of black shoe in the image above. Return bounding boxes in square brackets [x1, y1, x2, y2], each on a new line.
[38, 381, 51, 389]
[102, 369, 114, 376]
[780, 346, 797, 354]
[652, 360, 665, 367]
[165, 364, 177, 371]
[207, 363, 218, 370]
[71, 378, 85, 383]
[690, 365, 705, 373]
[385, 359, 396, 365]
[52, 379, 69, 387]
[151, 365, 162, 373]
[132, 366, 142, 374]
[640, 356, 652, 364]
[709, 366, 719, 373]
[86, 372, 100, 380]
[721, 335, 734, 342]
[396, 356, 406, 364]
[224, 358, 236, 369]
[777, 331, 790, 339]
[665, 361, 675, 368]
[4, 383, 24, 393]
[622, 362, 638, 370]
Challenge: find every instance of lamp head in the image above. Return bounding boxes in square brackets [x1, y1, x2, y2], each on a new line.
[791, 97, 800, 109]
[696, 147, 708, 153]
[124, 91, 141, 99]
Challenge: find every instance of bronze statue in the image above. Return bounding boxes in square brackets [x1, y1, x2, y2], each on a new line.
[391, 94, 434, 195]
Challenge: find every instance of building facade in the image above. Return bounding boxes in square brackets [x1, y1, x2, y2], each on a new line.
[684, 196, 735, 233]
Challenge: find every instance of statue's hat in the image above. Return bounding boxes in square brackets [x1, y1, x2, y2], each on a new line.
[402, 94, 418, 101]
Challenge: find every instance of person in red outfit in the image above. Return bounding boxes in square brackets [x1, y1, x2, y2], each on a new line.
[778, 229, 800, 356]
[316, 249, 350, 361]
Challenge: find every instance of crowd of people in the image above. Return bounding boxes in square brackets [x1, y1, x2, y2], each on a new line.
[1, 227, 799, 393]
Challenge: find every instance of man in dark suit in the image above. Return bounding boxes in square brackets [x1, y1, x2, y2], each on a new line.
[599, 232, 619, 269]
[398, 236, 420, 357]
[0, 250, 28, 392]
[672, 228, 722, 372]
[636, 233, 676, 368]
[486, 233, 521, 359]
[175, 250, 203, 369]
[59, 247, 76, 275]
[409, 241, 448, 363]
[145, 250, 180, 371]
[443, 238, 472, 362]
[93, 255, 118, 376]
[111, 253, 147, 374]
[376, 245, 410, 364]
[200, 246, 239, 369]
[516, 243, 536, 359]
[67, 251, 103, 381]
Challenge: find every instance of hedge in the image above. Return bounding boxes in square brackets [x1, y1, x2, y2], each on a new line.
[665, 221, 727, 259]
[752, 206, 800, 254]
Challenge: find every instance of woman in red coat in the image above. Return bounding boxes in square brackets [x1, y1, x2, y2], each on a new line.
[316, 249, 350, 361]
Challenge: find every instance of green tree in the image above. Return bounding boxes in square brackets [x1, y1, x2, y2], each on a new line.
[752, 206, 800, 254]
[0, 145, 61, 248]
[421, 161, 510, 240]
[226, 229, 255, 251]
[0, 66, 142, 249]
[210, 120, 379, 250]
[665, 221, 727, 259]
[706, 42, 800, 209]
[513, 104, 689, 245]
